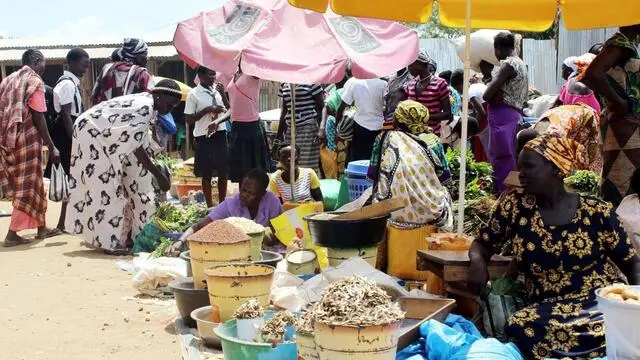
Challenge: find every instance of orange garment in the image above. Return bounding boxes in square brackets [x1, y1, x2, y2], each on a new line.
[9, 208, 42, 232]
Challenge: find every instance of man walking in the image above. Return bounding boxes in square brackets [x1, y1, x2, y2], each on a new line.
[48, 47, 90, 232]
[184, 66, 228, 207]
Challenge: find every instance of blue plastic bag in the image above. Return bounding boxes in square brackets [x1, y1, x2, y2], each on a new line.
[157, 113, 177, 135]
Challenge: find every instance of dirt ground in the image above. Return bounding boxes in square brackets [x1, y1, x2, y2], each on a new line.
[0, 200, 184, 360]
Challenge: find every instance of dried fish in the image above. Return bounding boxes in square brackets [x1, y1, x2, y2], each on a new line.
[294, 303, 317, 336]
[311, 275, 405, 327]
[260, 311, 296, 341]
[233, 299, 265, 320]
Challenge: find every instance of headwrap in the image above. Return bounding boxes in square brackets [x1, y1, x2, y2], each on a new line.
[563, 56, 578, 72]
[574, 53, 596, 80]
[394, 100, 430, 136]
[416, 50, 437, 71]
[151, 79, 183, 99]
[119, 38, 148, 61]
[523, 133, 587, 177]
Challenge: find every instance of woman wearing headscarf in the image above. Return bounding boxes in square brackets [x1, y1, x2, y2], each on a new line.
[584, 24, 640, 206]
[556, 54, 601, 113]
[0, 49, 62, 246]
[484, 32, 529, 192]
[468, 132, 639, 359]
[405, 51, 452, 136]
[66, 79, 182, 253]
[534, 104, 602, 173]
[368, 100, 452, 229]
[92, 38, 151, 105]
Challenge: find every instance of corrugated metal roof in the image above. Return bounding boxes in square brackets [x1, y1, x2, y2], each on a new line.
[0, 45, 178, 62]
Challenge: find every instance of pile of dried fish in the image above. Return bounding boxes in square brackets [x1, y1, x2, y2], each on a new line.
[312, 275, 405, 327]
[260, 311, 297, 341]
[233, 299, 265, 320]
[294, 303, 317, 336]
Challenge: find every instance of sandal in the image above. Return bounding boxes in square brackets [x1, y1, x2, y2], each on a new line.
[3, 236, 31, 247]
[35, 227, 64, 240]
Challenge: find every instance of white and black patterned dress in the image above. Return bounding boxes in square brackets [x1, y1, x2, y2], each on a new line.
[66, 93, 157, 251]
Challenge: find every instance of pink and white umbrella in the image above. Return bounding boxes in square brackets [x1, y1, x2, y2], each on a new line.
[172, 0, 419, 84]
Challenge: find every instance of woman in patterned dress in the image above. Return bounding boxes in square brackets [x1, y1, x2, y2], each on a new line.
[66, 80, 181, 253]
[468, 133, 639, 360]
[584, 24, 640, 206]
[368, 100, 452, 229]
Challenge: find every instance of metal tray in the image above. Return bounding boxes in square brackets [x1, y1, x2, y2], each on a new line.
[396, 296, 457, 350]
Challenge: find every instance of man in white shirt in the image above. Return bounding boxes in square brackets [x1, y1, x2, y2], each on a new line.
[336, 77, 387, 161]
[48, 47, 90, 232]
[184, 66, 228, 207]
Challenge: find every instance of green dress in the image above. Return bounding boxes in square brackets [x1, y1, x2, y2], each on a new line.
[479, 191, 637, 359]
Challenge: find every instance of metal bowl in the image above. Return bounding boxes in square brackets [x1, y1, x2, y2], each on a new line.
[190, 305, 222, 349]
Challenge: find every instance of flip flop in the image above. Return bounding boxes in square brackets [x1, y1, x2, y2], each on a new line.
[35, 227, 64, 240]
[3, 237, 31, 247]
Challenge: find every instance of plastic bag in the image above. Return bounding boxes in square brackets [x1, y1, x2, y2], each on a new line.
[481, 277, 526, 341]
[133, 223, 164, 254]
[270, 203, 329, 270]
[320, 144, 338, 179]
[453, 29, 514, 72]
[128, 253, 188, 296]
[48, 163, 70, 202]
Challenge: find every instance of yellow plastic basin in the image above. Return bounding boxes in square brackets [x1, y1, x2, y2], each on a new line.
[189, 239, 251, 289]
[204, 264, 275, 323]
[314, 321, 402, 360]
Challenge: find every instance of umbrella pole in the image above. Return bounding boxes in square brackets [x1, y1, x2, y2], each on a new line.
[290, 84, 297, 202]
[456, 0, 472, 236]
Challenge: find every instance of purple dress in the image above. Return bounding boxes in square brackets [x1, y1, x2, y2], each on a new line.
[208, 192, 283, 227]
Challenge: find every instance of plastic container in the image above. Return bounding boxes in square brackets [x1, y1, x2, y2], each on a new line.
[204, 264, 275, 322]
[190, 305, 222, 349]
[168, 278, 210, 328]
[327, 246, 378, 268]
[175, 183, 202, 199]
[345, 160, 373, 201]
[386, 222, 437, 281]
[286, 249, 318, 276]
[596, 285, 640, 359]
[181, 250, 283, 278]
[215, 316, 298, 360]
[247, 230, 265, 262]
[236, 317, 263, 342]
[314, 321, 402, 360]
[296, 333, 319, 360]
[305, 212, 389, 248]
[188, 239, 251, 289]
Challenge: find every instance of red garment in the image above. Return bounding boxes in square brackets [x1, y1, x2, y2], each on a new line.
[0, 66, 48, 227]
[405, 76, 450, 134]
[92, 61, 150, 105]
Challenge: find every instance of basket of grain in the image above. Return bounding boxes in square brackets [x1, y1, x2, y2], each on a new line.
[311, 275, 405, 360]
[205, 263, 275, 322]
[224, 217, 265, 262]
[188, 220, 251, 289]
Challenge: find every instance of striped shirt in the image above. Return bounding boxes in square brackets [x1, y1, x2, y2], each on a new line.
[269, 168, 321, 203]
[405, 76, 450, 134]
[279, 83, 323, 126]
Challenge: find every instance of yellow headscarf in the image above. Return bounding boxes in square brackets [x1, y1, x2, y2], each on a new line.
[523, 133, 587, 177]
[394, 100, 430, 136]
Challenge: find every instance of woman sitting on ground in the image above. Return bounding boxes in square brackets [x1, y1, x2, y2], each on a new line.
[270, 145, 323, 204]
[170, 169, 283, 253]
[468, 132, 639, 360]
[368, 100, 452, 228]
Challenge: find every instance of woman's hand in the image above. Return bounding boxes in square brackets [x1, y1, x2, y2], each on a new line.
[49, 146, 61, 165]
[467, 260, 489, 296]
[166, 227, 194, 256]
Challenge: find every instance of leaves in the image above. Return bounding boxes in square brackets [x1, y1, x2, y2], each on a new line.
[564, 170, 599, 197]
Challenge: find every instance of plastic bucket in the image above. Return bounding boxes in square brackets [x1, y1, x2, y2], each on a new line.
[189, 239, 251, 289]
[327, 246, 378, 268]
[215, 317, 298, 360]
[248, 230, 265, 262]
[386, 222, 437, 281]
[286, 249, 318, 276]
[204, 264, 275, 323]
[314, 321, 401, 360]
[236, 317, 263, 342]
[596, 285, 640, 359]
[297, 333, 319, 360]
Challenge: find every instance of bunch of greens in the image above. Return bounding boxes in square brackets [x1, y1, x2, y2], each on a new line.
[446, 148, 495, 200]
[564, 170, 599, 196]
[150, 237, 174, 258]
[154, 155, 181, 174]
[151, 202, 209, 233]
[453, 195, 497, 237]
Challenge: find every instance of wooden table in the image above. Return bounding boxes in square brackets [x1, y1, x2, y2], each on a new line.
[416, 250, 512, 283]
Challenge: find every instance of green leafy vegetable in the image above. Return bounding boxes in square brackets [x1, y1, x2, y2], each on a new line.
[151, 237, 174, 258]
[564, 170, 599, 197]
[151, 202, 209, 233]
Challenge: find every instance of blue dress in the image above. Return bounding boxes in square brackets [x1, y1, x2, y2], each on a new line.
[479, 191, 637, 359]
